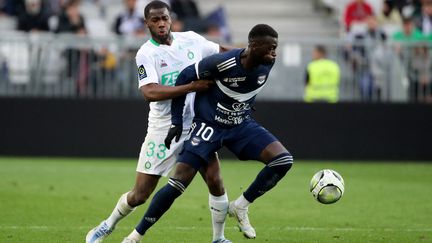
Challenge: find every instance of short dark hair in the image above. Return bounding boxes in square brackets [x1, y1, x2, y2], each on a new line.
[248, 24, 278, 42]
[144, 0, 170, 19]
[315, 45, 327, 55]
[402, 17, 413, 24]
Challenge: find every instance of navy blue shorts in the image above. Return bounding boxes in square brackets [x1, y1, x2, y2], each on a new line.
[178, 119, 278, 170]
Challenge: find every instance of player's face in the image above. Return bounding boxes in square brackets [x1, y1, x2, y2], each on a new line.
[251, 36, 278, 65]
[145, 7, 172, 43]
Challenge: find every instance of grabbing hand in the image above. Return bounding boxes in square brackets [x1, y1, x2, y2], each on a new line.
[189, 80, 215, 92]
[164, 124, 183, 149]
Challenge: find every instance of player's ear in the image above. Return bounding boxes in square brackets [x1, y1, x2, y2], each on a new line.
[248, 40, 256, 50]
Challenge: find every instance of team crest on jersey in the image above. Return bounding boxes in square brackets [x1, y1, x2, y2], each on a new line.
[138, 65, 147, 79]
[257, 75, 266, 84]
[160, 59, 168, 68]
[191, 137, 201, 146]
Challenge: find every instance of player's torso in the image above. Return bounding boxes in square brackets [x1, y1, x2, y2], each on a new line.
[139, 32, 213, 132]
[196, 49, 273, 127]
[148, 34, 205, 86]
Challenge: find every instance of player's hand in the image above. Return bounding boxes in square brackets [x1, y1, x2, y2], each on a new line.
[164, 124, 183, 149]
[189, 80, 214, 92]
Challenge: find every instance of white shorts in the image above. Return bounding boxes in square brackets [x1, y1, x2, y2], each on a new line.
[136, 131, 189, 176]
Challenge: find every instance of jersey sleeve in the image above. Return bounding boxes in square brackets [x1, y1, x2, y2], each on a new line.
[135, 50, 158, 89]
[196, 53, 221, 80]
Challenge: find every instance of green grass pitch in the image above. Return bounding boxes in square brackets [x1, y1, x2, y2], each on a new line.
[1, 157, 431, 243]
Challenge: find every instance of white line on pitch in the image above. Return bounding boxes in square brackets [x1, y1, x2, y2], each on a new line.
[0, 226, 431, 232]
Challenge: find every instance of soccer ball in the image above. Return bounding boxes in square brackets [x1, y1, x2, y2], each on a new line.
[310, 169, 345, 204]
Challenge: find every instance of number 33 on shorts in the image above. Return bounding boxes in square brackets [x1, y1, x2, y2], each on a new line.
[136, 133, 185, 176]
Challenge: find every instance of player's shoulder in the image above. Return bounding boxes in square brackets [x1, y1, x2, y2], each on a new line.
[173, 31, 206, 42]
[135, 40, 157, 60]
[204, 48, 243, 66]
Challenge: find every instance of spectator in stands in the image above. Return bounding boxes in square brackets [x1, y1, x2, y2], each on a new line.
[46, 0, 66, 16]
[55, 0, 86, 35]
[55, 0, 89, 96]
[377, 0, 402, 30]
[304, 45, 341, 103]
[414, 0, 432, 36]
[343, 0, 374, 31]
[171, 13, 184, 32]
[170, 0, 199, 20]
[399, 0, 423, 19]
[406, 45, 432, 102]
[393, 17, 425, 42]
[348, 15, 387, 100]
[0, 0, 24, 16]
[89, 46, 117, 96]
[0, 51, 9, 83]
[205, 6, 231, 43]
[113, 0, 145, 37]
[17, 0, 50, 32]
[113, 0, 147, 96]
[170, 0, 206, 32]
[393, 17, 431, 102]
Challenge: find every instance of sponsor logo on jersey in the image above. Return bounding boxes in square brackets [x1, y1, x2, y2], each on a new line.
[138, 65, 147, 79]
[222, 77, 246, 87]
[223, 77, 246, 83]
[217, 57, 236, 72]
[257, 75, 266, 84]
[161, 71, 179, 86]
[232, 102, 250, 111]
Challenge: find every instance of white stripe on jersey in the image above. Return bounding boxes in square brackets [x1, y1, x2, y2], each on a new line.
[217, 57, 236, 72]
[195, 62, 200, 79]
[216, 103, 233, 112]
[215, 79, 265, 102]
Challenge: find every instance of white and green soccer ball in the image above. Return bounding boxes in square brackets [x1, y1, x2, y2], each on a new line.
[310, 169, 345, 204]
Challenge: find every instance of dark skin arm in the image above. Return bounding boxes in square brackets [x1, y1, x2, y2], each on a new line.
[140, 80, 213, 102]
[141, 44, 237, 102]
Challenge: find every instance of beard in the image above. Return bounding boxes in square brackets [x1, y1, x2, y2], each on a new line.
[150, 28, 171, 43]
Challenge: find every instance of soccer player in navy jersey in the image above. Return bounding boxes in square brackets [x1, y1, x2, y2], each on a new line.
[134, 24, 293, 240]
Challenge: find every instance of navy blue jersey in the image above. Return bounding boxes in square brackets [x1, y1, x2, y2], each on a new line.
[172, 48, 274, 128]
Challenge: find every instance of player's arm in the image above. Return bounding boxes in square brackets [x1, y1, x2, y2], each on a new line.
[136, 51, 212, 102]
[170, 64, 203, 126]
[140, 81, 213, 102]
[163, 64, 203, 148]
[164, 57, 218, 149]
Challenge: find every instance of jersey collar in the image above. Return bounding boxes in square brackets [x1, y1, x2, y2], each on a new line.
[150, 35, 175, 47]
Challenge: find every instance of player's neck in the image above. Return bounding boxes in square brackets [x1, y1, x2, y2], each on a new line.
[240, 48, 259, 70]
[152, 33, 173, 46]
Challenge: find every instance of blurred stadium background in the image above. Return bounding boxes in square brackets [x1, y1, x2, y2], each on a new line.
[1, 0, 432, 242]
[1, 0, 431, 159]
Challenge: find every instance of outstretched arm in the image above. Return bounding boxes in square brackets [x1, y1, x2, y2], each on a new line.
[165, 54, 220, 148]
[140, 80, 213, 102]
[164, 64, 204, 148]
